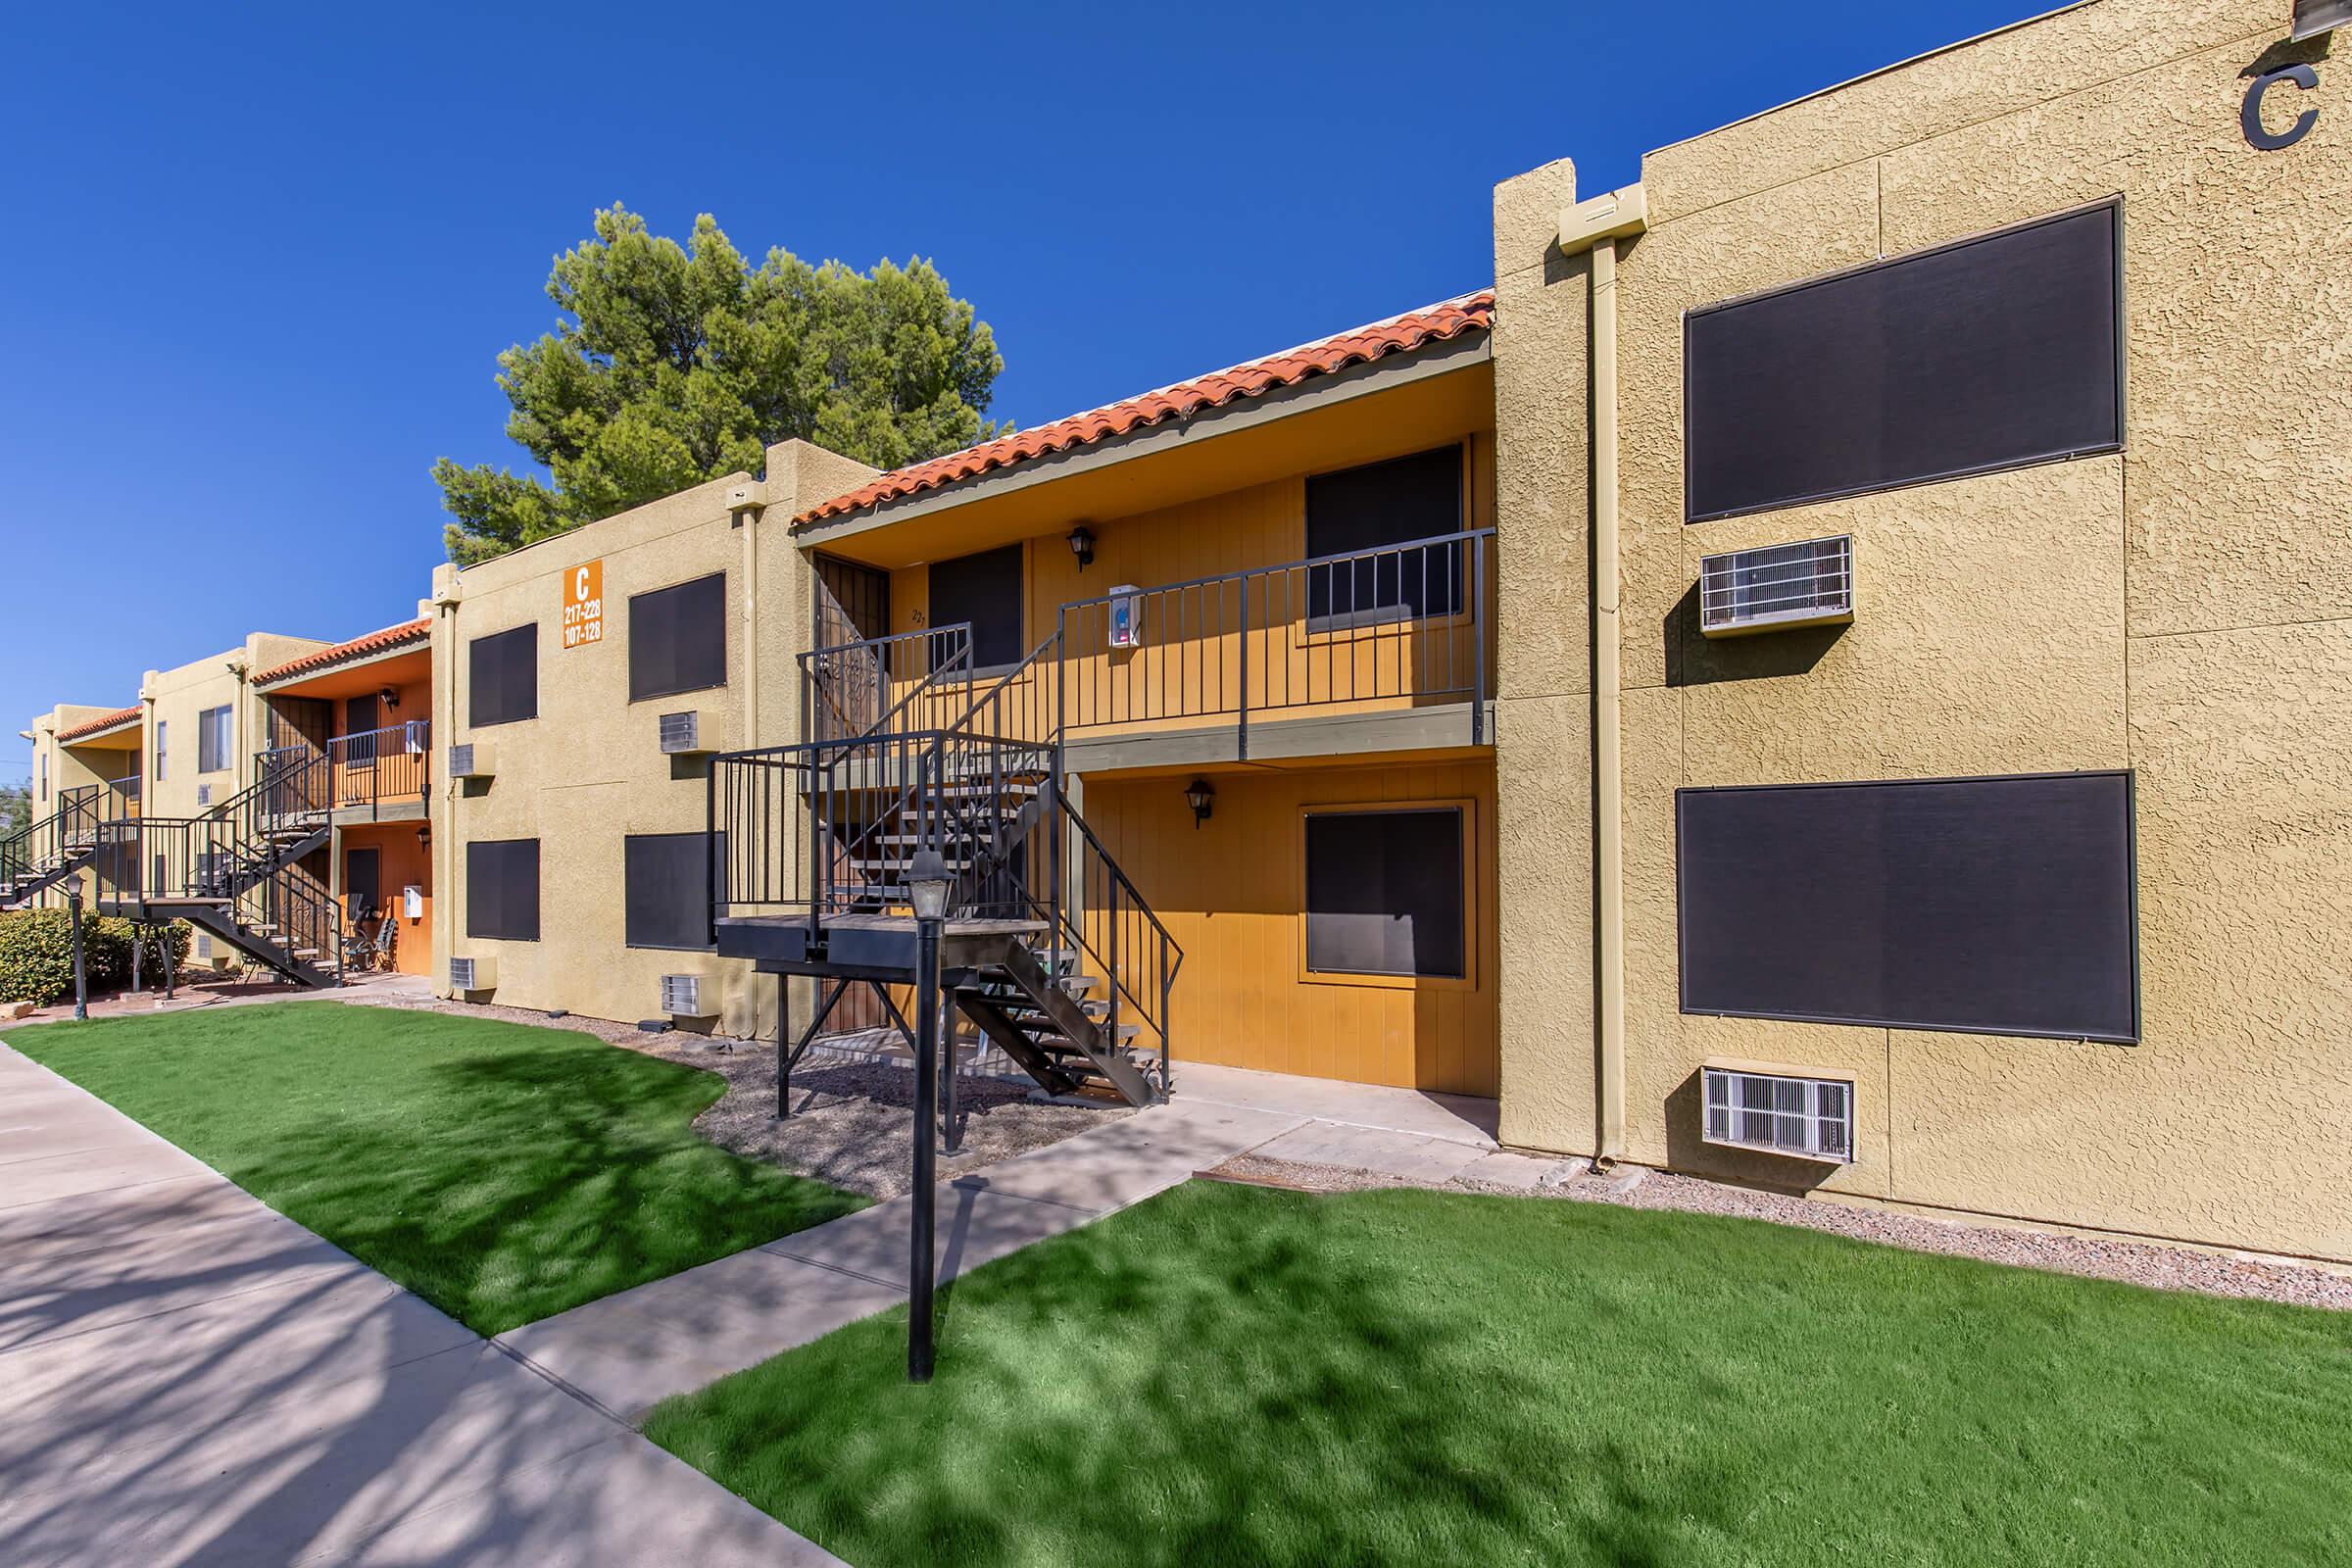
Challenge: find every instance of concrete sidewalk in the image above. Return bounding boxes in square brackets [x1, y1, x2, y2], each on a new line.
[0, 1040, 844, 1568]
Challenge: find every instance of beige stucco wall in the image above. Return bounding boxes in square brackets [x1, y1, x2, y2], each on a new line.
[429, 439, 874, 1038]
[142, 633, 329, 819]
[1494, 0, 2352, 1259]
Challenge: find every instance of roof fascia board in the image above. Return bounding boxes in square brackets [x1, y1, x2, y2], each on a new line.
[254, 635, 430, 692]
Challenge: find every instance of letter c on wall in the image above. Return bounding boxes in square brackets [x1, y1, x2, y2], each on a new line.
[2243, 63, 2321, 151]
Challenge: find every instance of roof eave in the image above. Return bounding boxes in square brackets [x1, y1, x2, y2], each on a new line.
[794, 326, 1492, 547]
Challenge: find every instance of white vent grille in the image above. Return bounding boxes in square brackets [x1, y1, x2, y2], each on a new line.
[449, 743, 475, 776]
[194, 934, 212, 959]
[1698, 535, 1853, 637]
[661, 974, 705, 1015]
[196, 784, 212, 808]
[449, 956, 488, 991]
[658, 711, 702, 755]
[1702, 1067, 1854, 1163]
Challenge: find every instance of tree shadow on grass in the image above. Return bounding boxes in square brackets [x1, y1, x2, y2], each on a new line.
[648, 1185, 1743, 1568]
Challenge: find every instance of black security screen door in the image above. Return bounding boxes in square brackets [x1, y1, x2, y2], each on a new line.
[1684, 201, 2124, 522]
[1676, 771, 2138, 1042]
[929, 544, 1023, 669]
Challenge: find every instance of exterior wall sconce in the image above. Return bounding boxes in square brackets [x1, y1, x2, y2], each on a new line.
[1185, 778, 1214, 828]
[416, 823, 431, 850]
[381, 686, 400, 710]
[1067, 524, 1096, 570]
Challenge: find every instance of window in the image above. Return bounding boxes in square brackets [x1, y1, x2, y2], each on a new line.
[629, 572, 728, 702]
[1685, 201, 2125, 522]
[469, 625, 538, 727]
[927, 544, 1023, 670]
[155, 721, 168, 781]
[466, 839, 540, 942]
[624, 832, 723, 951]
[1676, 771, 2139, 1042]
[1304, 446, 1464, 624]
[344, 694, 381, 763]
[197, 706, 232, 774]
[1303, 807, 1467, 979]
[38, 752, 46, 803]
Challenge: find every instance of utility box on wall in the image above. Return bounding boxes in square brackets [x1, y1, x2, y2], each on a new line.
[1106, 587, 1145, 650]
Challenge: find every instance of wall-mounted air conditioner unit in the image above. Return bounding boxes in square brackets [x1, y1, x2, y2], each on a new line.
[1701, 1064, 1854, 1163]
[195, 784, 212, 808]
[449, 955, 496, 992]
[661, 973, 711, 1017]
[450, 742, 494, 779]
[658, 711, 712, 756]
[1698, 534, 1854, 638]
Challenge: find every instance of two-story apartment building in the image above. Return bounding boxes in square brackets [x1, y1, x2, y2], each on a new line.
[14, 0, 2345, 1266]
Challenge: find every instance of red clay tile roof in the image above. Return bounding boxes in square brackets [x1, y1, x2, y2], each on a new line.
[57, 706, 141, 743]
[253, 617, 432, 687]
[794, 289, 1495, 526]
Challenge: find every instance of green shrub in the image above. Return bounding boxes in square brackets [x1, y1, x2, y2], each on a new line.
[0, 910, 194, 1004]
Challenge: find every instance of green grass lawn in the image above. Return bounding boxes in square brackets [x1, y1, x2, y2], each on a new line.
[646, 1181, 2352, 1568]
[7, 1003, 863, 1334]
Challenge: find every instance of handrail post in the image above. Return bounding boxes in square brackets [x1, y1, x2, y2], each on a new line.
[1238, 573, 1250, 761]
[1471, 532, 1488, 746]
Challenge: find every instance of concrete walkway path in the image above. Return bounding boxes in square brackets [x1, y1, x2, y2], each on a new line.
[0, 1041, 845, 1568]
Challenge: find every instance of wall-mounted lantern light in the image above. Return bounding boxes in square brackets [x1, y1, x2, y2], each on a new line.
[1185, 778, 1214, 829]
[1067, 524, 1097, 570]
[381, 686, 401, 710]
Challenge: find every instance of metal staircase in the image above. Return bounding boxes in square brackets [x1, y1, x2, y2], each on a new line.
[95, 748, 342, 988]
[0, 786, 105, 908]
[711, 623, 1181, 1107]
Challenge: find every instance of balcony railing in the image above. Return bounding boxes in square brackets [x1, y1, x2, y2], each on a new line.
[1054, 527, 1494, 753]
[804, 529, 1499, 765]
[329, 720, 430, 816]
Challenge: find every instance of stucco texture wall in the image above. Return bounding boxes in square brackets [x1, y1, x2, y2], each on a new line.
[429, 440, 872, 1039]
[1564, 0, 2352, 1258]
[1488, 156, 1600, 1154]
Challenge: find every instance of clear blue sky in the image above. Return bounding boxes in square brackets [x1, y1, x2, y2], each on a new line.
[0, 0, 2040, 781]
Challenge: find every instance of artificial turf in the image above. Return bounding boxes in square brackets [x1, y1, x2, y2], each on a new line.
[644, 1180, 2352, 1568]
[6, 1003, 863, 1334]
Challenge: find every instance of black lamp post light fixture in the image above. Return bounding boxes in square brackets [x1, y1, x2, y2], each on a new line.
[905, 846, 953, 1384]
[1185, 777, 1214, 828]
[1066, 523, 1096, 570]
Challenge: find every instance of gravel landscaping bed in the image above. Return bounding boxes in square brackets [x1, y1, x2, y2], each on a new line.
[352, 994, 1130, 1198]
[1211, 1152, 2352, 1313]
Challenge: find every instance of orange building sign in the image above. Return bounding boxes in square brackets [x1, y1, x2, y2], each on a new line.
[562, 560, 604, 649]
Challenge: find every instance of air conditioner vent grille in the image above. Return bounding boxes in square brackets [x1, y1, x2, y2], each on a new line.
[1698, 534, 1853, 636]
[449, 743, 475, 776]
[1701, 1067, 1854, 1163]
[449, 956, 478, 991]
[658, 711, 702, 755]
[661, 974, 704, 1016]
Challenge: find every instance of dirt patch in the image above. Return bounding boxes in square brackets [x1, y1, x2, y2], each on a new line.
[1211, 1152, 2352, 1314]
[353, 992, 1129, 1199]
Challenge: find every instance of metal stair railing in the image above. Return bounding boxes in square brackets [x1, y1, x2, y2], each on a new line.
[1, 785, 105, 895]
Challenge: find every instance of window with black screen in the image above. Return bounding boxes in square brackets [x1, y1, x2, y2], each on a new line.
[624, 832, 723, 950]
[1304, 807, 1466, 979]
[1676, 772, 2138, 1041]
[1304, 446, 1464, 624]
[468, 626, 538, 727]
[629, 573, 728, 702]
[1685, 201, 2124, 522]
[466, 838, 541, 942]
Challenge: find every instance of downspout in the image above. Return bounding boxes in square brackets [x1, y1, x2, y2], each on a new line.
[1559, 184, 1646, 1167]
[726, 478, 768, 1043]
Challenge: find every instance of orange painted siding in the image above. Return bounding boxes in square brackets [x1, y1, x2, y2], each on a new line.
[1079, 758, 1500, 1096]
[339, 822, 433, 977]
[883, 434, 1498, 745]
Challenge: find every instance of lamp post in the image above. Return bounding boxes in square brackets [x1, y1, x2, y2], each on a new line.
[67, 886, 88, 1021]
[905, 847, 952, 1384]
